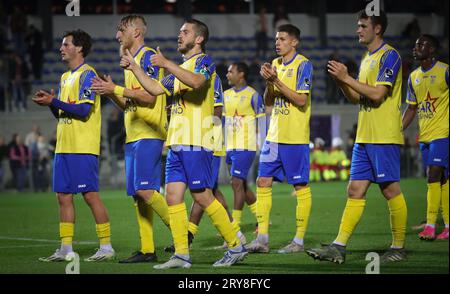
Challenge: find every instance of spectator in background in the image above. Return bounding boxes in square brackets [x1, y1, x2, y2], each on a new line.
[107, 107, 125, 159]
[35, 135, 50, 192]
[26, 25, 44, 80]
[326, 52, 340, 104]
[9, 135, 30, 192]
[255, 6, 268, 60]
[9, 5, 28, 56]
[0, 136, 7, 190]
[402, 18, 421, 42]
[273, 6, 290, 31]
[0, 51, 8, 112]
[8, 52, 29, 112]
[25, 125, 41, 192]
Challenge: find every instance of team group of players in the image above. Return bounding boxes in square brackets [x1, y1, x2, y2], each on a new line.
[32, 9, 448, 269]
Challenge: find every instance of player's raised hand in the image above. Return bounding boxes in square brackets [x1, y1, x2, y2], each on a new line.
[327, 60, 349, 82]
[120, 49, 137, 70]
[91, 75, 115, 95]
[32, 89, 55, 106]
[150, 46, 168, 68]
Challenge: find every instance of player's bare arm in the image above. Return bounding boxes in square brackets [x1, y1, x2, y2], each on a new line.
[121, 49, 166, 96]
[151, 47, 207, 90]
[91, 74, 156, 106]
[402, 103, 418, 131]
[328, 60, 389, 104]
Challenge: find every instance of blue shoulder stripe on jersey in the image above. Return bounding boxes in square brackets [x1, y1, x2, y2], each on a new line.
[406, 75, 417, 104]
[161, 74, 175, 96]
[141, 50, 159, 79]
[214, 75, 224, 104]
[194, 55, 216, 81]
[376, 50, 401, 84]
[79, 70, 96, 101]
[296, 60, 313, 91]
[250, 92, 264, 115]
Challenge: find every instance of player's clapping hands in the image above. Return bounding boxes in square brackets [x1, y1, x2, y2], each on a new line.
[32, 89, 55, 106]
[91, 75, 116, 95]
[260, 63, 277, 83]
[150, 47, 169, 68]
[327, 60, 349, 82]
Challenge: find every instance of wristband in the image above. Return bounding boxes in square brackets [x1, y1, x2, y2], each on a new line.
[114, 85, 125, 97]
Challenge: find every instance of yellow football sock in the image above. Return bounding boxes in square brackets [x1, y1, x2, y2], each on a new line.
[256, 187, 272, 235]
[135, 199, 154, 253]
[188, 222, 199, 236]
[60, 222, 74, 245]
[95, 223, 111, 246]
[146, 191, 170, 227]
[335, 198, 366, 245]
[441, 180, 449, 225]
[169, 203, 189, 255]
[205, 199, 240, 249]
[426, 182, 441, 225]
[388, 193, 407, 248]
[295, 187, 312, 240]
[248, 203, 257, 220]
[232, 210, 242, 233]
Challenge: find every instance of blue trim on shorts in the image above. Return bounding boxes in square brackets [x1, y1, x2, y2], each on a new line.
[258, 141, 310, 184]
[165, 146, 214, 190]
[125, 139, 164, 196]
[226, 150, 256, 180]
[53, 154, 99, 194]
[420, 137, 449, 175]
[350, 143, 400, 183]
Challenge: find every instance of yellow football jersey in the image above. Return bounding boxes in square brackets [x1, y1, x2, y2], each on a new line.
[123, 45, 167, 143]
[159, 53, 216, 149]
[55, 63, 101, 155]
[406, 61, 449, 142]
[356, 43, 404, 144]
[266, 53, 313, 144]
[224, 86, 264, 150]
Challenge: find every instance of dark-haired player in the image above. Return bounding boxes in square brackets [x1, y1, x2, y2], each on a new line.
[34, 30, 115, 262]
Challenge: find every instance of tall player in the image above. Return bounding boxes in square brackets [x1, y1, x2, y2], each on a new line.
[34, 30, 115, 262]
[306, 10, 408, 263]
[224, 62, 264, 239]
[245, 24, 313, 254]
[402, 34, 449, 240]
[91, 15, 170, 263]
[120, 19, 247, 268]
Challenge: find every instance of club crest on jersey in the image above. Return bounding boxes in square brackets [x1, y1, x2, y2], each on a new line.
[430, 75, 436, 85]
[415, 77, 420, 85]
[82, 88, 92, 99]
[384, 68, 393, 78]
[146, 65, 155, 76]
[304, 78, 311, 87]
[287, 68, 294, 77]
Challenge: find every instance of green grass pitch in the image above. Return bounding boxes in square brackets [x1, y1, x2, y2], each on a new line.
[0, 178, 448, 274]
